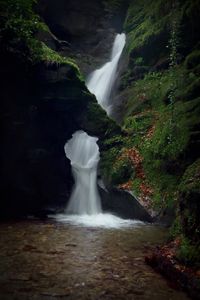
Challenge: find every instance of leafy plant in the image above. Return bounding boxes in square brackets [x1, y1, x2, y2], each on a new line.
[134, 56, 144, 66]
[177, 236, 200, 266]
[0, 0, 80, 69]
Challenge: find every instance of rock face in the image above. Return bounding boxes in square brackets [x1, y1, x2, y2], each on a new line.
[37, 0, 128, 75]
[100, 187, 152, 222]
[37, 0, 103, 42]
[0, 0, 130, 218]
[0, 49, 110, 217]
[179, 159, 200, 246]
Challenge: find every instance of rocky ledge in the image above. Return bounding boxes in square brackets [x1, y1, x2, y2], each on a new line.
[145, 239, 200, 300]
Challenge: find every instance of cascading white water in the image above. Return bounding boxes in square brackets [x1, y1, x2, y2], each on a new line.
[64, 130, 101, 215]
[51, 33, 144, 228]
[86, 33, 126, 113]
[53, 128, 143, 227]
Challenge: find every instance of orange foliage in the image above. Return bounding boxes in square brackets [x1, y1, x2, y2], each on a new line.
[118, 147, 153, 209]
[118, 180, 132, 191]
[145, 124, 156, 139]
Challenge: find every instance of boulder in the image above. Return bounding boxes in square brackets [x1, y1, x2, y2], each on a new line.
[99, 186, 153, 222]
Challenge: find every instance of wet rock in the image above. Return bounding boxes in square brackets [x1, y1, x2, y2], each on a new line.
[37, 0, 127, 76]
[146, 244, 200, 300]
[0, 53, 98, 217]
[99, 187, 153, 222]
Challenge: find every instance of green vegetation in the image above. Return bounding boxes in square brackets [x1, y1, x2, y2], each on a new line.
[0, 0, 79, 70]
[103, 0, 128, 15]
[112, 59, 200, 211]
[84, 101, 120, 138]
[31, 42, 80, 74]
[185, 50, 200, 69]
[123, 0, 173, 64]
[103, 0, 200, 267]
[0, 0, 43, 42]
[177, 236, 200, 267]
[178, 159, 200, 252]
[179, 159, 200, 194]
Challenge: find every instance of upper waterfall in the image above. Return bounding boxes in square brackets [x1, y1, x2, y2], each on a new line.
[86, 33, 126, 114]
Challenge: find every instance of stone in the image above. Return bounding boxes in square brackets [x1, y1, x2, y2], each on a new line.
[99, 186, 153, 222]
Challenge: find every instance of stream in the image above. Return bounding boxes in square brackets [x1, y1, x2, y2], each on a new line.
[0, 220, 190, 300]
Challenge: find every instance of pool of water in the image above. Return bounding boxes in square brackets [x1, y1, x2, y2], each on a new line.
[0, 219, 190, 299]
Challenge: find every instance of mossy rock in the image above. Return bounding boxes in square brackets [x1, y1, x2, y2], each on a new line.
[82, 99, 120, 140]
[185, 50, 200, 70]
[109, 156, 134, 185]
[124, 0, 171, 66]
[179, 159, 200, 194]
[179, 159, 200, 243]
[177, 235, 200, 267]
[180, 78, 200, 101]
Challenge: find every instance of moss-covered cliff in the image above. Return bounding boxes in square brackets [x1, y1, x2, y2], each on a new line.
[100, 0, 200, 267]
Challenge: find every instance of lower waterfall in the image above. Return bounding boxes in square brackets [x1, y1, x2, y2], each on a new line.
[64, 131, 101, 215]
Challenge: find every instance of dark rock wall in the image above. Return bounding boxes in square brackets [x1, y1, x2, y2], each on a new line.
[0, 47, 121, 218]
[1, 0, 152, 219]
[0, 52, 98, 217]
[37, 0, 102, 40]
[37, 0, 128, 75]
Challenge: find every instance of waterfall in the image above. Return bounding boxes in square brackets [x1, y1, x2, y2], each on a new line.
[86, 33, 126, 113]
[64, 130, 101, 215]
[51, 32, 143, 227]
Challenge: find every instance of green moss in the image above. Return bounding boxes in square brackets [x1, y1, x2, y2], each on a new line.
[179, 159, 200, 193]
[84, 101, 120, 138]
[185, 50, 200, 69]
[123, 112, 154, 145]
[131, 178, 143, 197]
[171, 215, 200, 268]
[108, 0, 200, 267]
[170, 216, 182, 238]
[0, 0, 80, 75]
[143, 110, 189, 160]
[111, 156, 133, 185]
[124, 0, 200, 68]
[118, 58, 200, 208]
[32, 42, 80, 69]
[123, 0, 173, 64]
[103, 0, 125, 12]
[143, 161, 179, 209]
[180, 78, 200, 101]
[134, 56, 144, 66]
[0, 0, 39, 38]
[123, 69, 183, 116]
[100, 145, 121, 184]
[177, 236, 200, 267]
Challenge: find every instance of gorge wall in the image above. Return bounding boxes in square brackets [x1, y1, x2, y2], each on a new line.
[37, 0, 129, 75]
[0, 0, 123, 217]
[99, 0, 200, 266]
[1, 0, 200, 266]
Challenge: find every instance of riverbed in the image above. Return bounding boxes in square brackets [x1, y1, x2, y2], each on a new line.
[0, 220, 190, 299]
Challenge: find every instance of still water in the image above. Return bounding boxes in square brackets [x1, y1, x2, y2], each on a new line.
[0, 220, 189, 300]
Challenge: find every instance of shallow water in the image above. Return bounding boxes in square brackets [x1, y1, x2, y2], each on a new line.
[0, 220, 190, 300]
